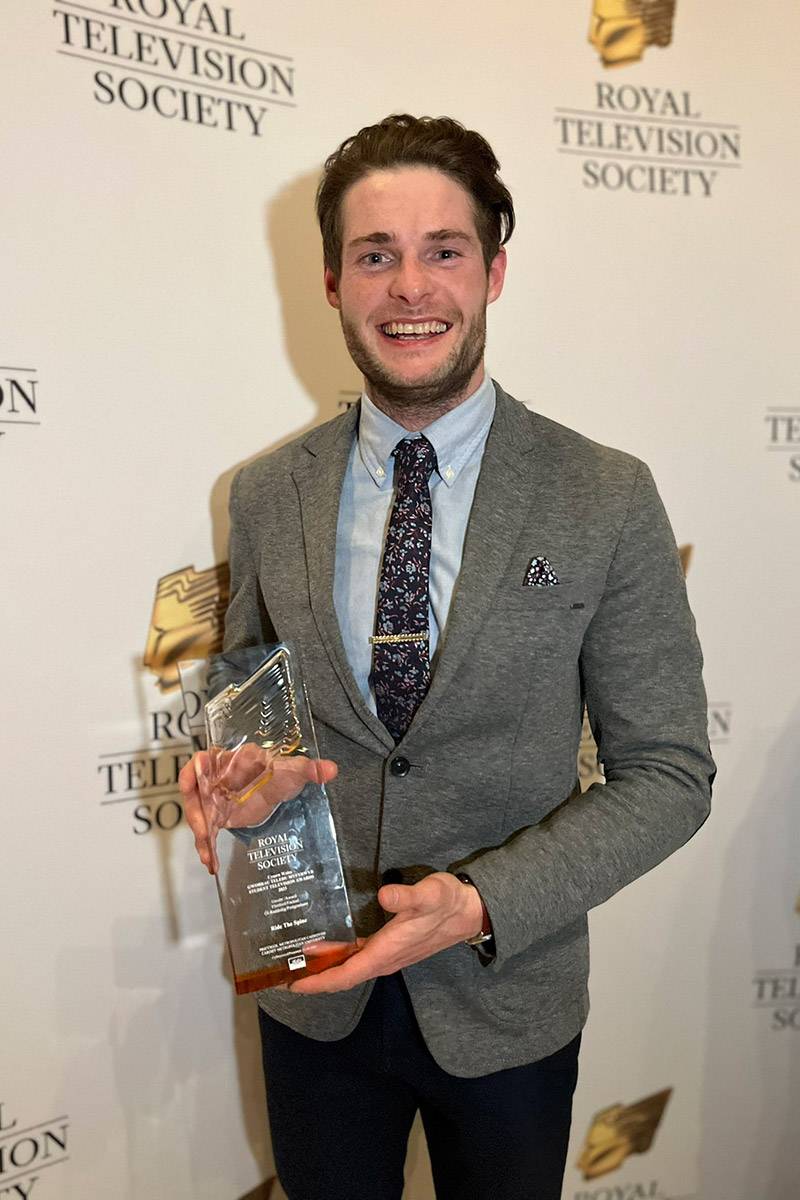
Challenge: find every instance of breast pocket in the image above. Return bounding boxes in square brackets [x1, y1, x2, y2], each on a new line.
[492, 583, 600, 664]
[501, 581, 589, 615]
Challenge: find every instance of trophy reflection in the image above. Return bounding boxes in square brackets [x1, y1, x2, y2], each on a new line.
[179, 644, 357, 993]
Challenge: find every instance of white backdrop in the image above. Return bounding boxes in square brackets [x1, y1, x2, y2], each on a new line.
[2, 3, 798, 1198]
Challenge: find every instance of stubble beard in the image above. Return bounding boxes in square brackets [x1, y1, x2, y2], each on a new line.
[339, 308, 488, 425]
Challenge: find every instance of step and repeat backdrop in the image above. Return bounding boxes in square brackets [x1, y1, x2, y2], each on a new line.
[2, 2, 798, 1198]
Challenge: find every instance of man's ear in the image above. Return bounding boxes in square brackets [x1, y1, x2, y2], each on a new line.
[486, 245, 507, 306]
[324, 265, 341, 310]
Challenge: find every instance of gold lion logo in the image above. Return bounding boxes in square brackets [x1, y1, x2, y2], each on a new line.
[589, 0, 677, 68]
[577, 1087, 672, 1179]
[144, 563, 230, 692]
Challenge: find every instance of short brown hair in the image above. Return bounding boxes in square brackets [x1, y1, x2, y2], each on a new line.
[316, 114, 515, 276]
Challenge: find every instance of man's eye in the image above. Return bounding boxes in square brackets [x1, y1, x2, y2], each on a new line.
[435, 248, 460, 261]
[362, 252, 389, 266]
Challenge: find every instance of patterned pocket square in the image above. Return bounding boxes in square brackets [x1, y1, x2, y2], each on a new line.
[524, 556, 560, 587]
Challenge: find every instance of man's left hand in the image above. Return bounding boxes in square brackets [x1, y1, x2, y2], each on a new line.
[288, 872, 485, 994]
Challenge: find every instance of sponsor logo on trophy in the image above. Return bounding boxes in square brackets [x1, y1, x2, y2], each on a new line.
[589, 0, 677, 68]
[576, 1088, 672, 1180]
[144, 563, 230, 693]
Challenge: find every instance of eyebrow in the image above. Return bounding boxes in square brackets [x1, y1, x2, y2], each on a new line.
[346, 228, 477, 250]
[424, 228, 475, 245]
[347, 231, 393, 249]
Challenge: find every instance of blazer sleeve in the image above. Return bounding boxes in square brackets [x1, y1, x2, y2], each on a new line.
[222, 468, 277, 653]
[460, 460, 716, 971]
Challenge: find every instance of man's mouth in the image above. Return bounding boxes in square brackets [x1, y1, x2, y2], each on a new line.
[378, 320, 451, 340]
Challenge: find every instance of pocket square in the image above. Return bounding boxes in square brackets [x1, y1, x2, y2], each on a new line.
[524, 556, 560, 587]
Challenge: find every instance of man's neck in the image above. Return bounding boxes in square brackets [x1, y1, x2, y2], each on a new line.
[364, 366, 487, 432]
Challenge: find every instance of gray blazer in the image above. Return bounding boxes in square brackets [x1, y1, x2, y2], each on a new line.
[223, 383, 715, 1077]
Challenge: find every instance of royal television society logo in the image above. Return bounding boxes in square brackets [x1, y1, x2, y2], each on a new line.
[707, 701, 731, 745]
[556, 12, 742, 199]
[0, 365, 40, 440]
[52, 1, 295, 138]
[143, 561, 230, 692]
[554, 82, 741, 198]
[0, 1101, 69, 1199]
[752, 899, 800, 1032]
[589, 1, 677, 69]
[97, 562, 229, 833]
[573, 1089, 684, 1200]
[764, 406, 800, 482]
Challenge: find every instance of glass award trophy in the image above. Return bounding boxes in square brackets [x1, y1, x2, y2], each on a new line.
[178, 644, 357, 993]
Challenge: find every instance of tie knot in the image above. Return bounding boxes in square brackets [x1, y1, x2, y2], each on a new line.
[392, 435, 437, 481]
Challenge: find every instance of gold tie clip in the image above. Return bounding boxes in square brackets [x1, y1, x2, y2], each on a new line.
[369, 632, 429, 645]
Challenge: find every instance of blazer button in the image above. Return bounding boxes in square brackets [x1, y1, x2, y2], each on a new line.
[389, 756, 410, 777]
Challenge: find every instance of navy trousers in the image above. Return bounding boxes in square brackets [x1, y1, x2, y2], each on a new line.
[258, 972, 580, 1200]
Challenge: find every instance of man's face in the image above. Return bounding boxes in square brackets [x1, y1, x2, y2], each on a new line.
[324, 167, 506, 410]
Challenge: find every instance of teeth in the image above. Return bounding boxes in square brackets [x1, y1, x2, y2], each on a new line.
[382, 321, 449, 337]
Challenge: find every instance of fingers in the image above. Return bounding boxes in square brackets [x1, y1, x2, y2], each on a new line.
[186, 795, 214, 873]
[313, 759, 338, 785]
[178, 753, 215, 873]
[178, 748, 339, 873]
[178, 754, 203, 796]
[288, 938, 382, 994]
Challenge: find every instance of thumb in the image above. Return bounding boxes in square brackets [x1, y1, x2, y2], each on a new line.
[378, 884, 416, 914]
[312, 758, 338, 785]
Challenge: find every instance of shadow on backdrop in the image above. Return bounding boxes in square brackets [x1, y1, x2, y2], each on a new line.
[209, 168, 359, 565]
[695, 706, 800, 1199]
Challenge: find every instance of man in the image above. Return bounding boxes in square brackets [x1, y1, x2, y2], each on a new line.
[180, 114, 715, 1200]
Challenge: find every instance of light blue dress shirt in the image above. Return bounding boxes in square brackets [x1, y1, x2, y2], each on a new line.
[334, 374, 496, 714]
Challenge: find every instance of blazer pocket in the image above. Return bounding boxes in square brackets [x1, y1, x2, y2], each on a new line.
[502, 581, 585, 611]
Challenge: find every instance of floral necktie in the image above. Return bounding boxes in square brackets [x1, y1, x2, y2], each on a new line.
[370, 435, 438, 742]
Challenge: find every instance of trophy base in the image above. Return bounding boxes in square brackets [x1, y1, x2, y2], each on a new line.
[233, 941, 359, 994]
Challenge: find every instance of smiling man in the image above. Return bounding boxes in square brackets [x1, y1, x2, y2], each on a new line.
[327, 165, 505, 425]
[180, 114, 714, 1200]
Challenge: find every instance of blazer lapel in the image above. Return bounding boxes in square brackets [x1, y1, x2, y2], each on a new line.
[291, 407, 395, 753]
[404, 384, 540, 743]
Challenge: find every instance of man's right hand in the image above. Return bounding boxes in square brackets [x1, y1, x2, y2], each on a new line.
[178, 749, 338, 874]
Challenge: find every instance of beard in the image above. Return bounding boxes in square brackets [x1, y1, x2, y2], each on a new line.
[339, 307, 487, 414]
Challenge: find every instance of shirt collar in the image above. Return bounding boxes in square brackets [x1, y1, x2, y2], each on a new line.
[356, 373, 496, 489]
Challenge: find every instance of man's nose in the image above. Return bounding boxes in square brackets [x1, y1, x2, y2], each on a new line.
[388, 257, 432, 305]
